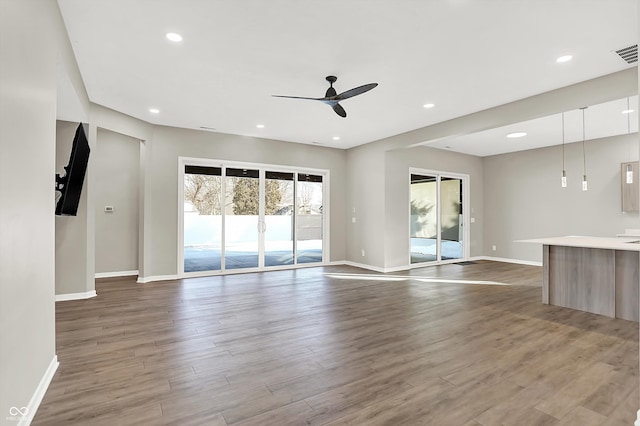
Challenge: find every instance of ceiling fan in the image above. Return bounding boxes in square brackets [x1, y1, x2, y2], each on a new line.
[273, 76, 378, 118]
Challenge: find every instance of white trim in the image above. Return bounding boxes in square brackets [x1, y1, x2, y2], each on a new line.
[17, 355, 58, 426]
[55, 290, 97, 302]
[634, 409, 640, 426]
[136, 274, 179, 283]
[470, 255, 542, 267]
[95, 270, 138, 279]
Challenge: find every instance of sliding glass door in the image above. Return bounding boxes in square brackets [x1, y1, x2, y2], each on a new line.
[410, 171, 466, 264]
[440, 177, 463, 261]
[181, 160, 326, 275]
[183, 166, 223, 272]
[410, 174, 438, 263]
[224, 168, 260, 270]
[296, 174, 323, 263]
[264, 171, 295, 267]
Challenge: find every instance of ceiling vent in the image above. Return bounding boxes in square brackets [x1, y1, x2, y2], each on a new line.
[615, 44, 638, 64]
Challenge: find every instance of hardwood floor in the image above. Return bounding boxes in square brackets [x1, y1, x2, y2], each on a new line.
[33, 261, 638, 425]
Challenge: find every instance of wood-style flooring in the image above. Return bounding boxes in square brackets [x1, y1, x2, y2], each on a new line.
[33, 261, 638, 425]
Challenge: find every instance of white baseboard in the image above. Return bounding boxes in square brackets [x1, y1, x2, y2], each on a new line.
[341, 261, 387, 273]
[55, 290, 97, 302]
[15, 355, 58, 426]
[635, 409, 640, 426]
[340, 256, 541, 273]
[95, 270, 138, 279]
[470, 256, 542, 267]
[137, 257, 540, 284]
[137, 274, 178, 284]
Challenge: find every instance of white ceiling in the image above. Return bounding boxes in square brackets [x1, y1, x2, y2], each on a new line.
[426, 96, 639, 157]
[57, 0, 637, 150]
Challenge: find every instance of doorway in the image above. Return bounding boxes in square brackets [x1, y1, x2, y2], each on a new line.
[179, 159, 327, 275]
[410, 169, 468, 265]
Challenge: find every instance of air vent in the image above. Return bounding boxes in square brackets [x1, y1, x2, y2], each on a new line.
[615, 44, 637, 64]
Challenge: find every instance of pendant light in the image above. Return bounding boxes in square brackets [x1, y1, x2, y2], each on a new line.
[626, 97, 634, 184]
[581, 107, 588, 191]
[561, 112, 567, 187]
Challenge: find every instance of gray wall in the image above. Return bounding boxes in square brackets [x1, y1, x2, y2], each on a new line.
[0, 0, 89, 420]
[344, 143, 484, 270]
[142, 126, 347, 278]
[345, 143, 386, 267]
[483, 133, 640, 262]
[341, 69, 637, 271]
[95, 128, 140, 274]
[384, 146, 484, 269]
[55, 120, 92, 295]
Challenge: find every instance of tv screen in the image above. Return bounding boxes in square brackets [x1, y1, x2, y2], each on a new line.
[55, 123, 90, 216]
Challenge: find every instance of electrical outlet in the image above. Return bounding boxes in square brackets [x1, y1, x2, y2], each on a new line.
[361, 249, 365, 257]
[492, 245, 496, 251]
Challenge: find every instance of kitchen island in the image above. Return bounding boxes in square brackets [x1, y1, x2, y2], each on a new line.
[519, 236, 640, 321]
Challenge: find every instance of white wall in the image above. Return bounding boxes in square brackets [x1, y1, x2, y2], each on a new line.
[0, 0, 89, 422]
[483, 133, 640, 262]
[94, 128, 140, 274]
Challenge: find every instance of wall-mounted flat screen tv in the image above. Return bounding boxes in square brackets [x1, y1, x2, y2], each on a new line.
[55, 123, 90, 216]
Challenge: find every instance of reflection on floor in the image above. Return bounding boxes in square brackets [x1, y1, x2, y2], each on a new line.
[184, 248, 322, 272]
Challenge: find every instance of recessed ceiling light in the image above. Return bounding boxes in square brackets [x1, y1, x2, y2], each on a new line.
[506, 132, 527, 138]
[556, 55, 572, 63]
[166, 32, 183, 42]
[256, 124, 265, 128]
[149, 108, 160, 114]
[622, 109, 635, 114]
[332, 136, 340, 141]
[423, 103, 435, 108]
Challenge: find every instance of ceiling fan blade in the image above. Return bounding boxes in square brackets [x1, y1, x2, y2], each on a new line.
[335, 83, 378, 100]
[333, 103, 347, 118]
[272, 95, 323, 101]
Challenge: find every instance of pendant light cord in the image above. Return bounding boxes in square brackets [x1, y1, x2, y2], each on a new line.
[628, 97, 632, 161]
[582, 107, 587, 175]
[561, 112, 565, 170]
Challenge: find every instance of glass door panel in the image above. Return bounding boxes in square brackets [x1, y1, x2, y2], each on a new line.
[296, 174, 323, 263]
[410, 174, 438, 264]
[440, 177, 463, 260]
[264, 171, 294, 267]
[183, 166, 222, 272]
[224, 168, 259, 269]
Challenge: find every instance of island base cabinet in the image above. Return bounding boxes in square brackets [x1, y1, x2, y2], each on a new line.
[543, 245, 639, 322]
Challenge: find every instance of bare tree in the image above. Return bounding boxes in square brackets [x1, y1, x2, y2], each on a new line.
[184, 174, 221, 215]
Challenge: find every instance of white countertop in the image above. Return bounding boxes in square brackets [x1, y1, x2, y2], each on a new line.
[517, 236, 640, 251]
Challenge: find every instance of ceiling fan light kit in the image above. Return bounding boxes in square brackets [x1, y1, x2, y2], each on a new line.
[273, 75, 378, 118]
